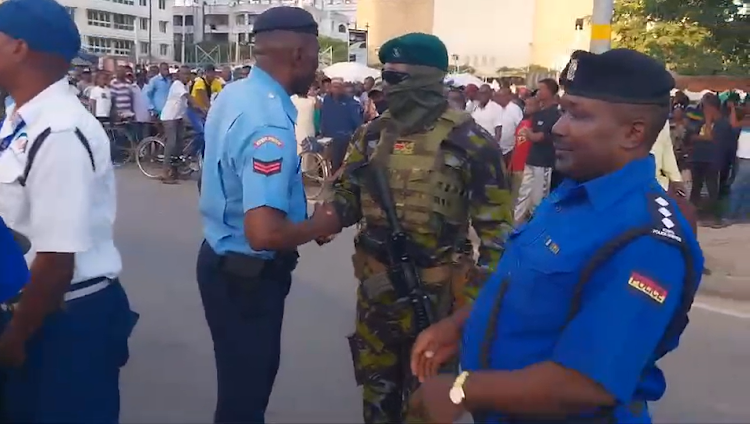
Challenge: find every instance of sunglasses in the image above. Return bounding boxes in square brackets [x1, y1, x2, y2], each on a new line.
[381, 70, 410, 85]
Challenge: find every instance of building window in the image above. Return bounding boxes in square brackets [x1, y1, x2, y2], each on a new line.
[113, 40, 134, 56]
[113, 14, 135, 31]
[159, 44, 169, 56]
[159, 21, 168, 32]
[337, 24, 346, 33]
[87, 10, 111, 28]
[140, 17, 148, 30]
[158, 0, 166, 10]
[139, 0, 146, 5]
[185, 33, 194, 44]
[173, 15, 183, 26]
[140, 42, 150, 55]
[109, 0, 134, 5]
[87, 36, 111, 54]
[184, 15, 194, 25]
[64, 6, 75, 19]
[235, 14, 245, 25]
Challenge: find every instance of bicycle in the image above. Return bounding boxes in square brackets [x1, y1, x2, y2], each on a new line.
[300, 137, 353, 201]
[135, 124, 203, 179]
[103, 121, 137, 167]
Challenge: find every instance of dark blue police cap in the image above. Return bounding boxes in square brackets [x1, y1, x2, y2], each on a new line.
[252, 6, 318, 36]
[560, 49, 675, 106]
[0, 0, 81, 62]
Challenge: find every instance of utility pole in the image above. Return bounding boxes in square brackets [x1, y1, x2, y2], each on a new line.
[590, 0, 614, 53]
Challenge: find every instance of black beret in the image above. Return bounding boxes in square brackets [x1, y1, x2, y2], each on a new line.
[378, 33, 449, 72]
[560, 49, 675, 105]
[252, 6, 318, 36]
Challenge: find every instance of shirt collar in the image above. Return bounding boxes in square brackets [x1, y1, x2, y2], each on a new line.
[0, 78, 69, 138]
[550, 155, 657, 212]
[249, 66, 297, 124]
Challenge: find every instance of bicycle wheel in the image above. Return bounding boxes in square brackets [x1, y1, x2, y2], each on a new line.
[109, 126, 136, 166]
[301, 152, 331, 201]
[135, 136, 166, 179]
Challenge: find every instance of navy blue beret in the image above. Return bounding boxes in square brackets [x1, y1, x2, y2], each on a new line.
[252, 6, 318, 36]
[0, 0, 80, 62]
[560, 49, 675, 106]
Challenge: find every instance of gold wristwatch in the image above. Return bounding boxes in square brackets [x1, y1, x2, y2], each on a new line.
[449, 371, 470, 405]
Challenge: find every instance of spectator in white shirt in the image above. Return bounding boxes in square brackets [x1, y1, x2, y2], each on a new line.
[88, 71, 112, 123]
[131, 72, 151, 142]
[464, 83, 480, 113]
[494, 86, 524, 166]
[471, 84, 504, 147]
[160, 65, 206, 184]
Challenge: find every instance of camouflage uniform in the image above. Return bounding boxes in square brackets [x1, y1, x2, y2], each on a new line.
[332, 108, 513, 423]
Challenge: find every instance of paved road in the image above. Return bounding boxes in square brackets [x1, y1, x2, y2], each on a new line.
[115, 167, 750, 423]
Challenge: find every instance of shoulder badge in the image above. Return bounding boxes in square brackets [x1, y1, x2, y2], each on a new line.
[627, 271, 668, 304]
[647, 193, 683, 243]
[393, 141, 414, 155]
[254, 136, 283, 148]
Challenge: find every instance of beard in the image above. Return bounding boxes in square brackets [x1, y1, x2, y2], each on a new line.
[291, 71, 316, 97]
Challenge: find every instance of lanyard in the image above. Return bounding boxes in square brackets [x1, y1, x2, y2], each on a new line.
[0, 119, 26, 154]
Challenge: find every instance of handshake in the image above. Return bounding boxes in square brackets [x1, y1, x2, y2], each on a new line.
[309, 202, 341, 246]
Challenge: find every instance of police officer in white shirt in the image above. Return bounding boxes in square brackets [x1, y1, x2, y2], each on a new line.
[0, 0, 138, 422]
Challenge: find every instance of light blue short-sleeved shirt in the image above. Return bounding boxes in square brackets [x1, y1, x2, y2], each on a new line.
[199, 66, 306, 258]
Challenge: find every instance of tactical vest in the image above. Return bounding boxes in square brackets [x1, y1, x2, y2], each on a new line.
[360, 109, 472, 243]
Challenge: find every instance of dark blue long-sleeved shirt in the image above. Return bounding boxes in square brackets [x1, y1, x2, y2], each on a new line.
[320, 95, 362, 140]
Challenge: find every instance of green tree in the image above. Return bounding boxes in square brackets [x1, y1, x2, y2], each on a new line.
[318, 36, 349, 64]
[613, 0, 748, 75]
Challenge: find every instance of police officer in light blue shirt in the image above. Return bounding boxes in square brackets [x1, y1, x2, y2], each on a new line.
[197, 6, 340, 424]
[407, 49, 704, 424]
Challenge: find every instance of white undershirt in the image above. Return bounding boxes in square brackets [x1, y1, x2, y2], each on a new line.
[737, 128, 750, 159]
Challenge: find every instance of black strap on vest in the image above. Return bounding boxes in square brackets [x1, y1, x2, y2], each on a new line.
[564, 191, 699, 422]
[19, 127, 96, 187]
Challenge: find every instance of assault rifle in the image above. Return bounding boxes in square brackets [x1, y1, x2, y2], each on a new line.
[369, 165, 435, 333]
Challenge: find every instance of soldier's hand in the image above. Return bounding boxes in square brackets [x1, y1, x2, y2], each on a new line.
[310, 202, 342, 238]
[411, 317, 461, 383]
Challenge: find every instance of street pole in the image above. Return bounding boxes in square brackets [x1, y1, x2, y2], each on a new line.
[589, 0, 614, 53]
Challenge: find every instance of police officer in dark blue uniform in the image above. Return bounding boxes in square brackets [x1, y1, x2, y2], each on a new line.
[406, 49, 705, 423]
[197, 6, 340, 424]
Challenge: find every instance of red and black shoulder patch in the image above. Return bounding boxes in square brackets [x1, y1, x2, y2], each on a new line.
[252, 158, 282, 176]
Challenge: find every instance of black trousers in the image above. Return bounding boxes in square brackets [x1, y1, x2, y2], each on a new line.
[196, 242, 295, 424]
[690, 161, 720, 218]
[328, 137, 350, 173]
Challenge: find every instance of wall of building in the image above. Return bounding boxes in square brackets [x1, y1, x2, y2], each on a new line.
[355, 0, 434, 63]
[530, 0, 593, 70]
[432, 0, 535, 75]
[63, 0, 174, 62]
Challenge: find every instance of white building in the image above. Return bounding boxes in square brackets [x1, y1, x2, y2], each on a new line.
[62, 0, 174, 62]
[172, 0, 350, 47]
[308, 0, 357, 23]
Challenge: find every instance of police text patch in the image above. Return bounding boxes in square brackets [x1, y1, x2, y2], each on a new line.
[393, 141, 414, 155]
[628, 272, 668, 304]
[254, 136, 283, 148]
[252, 158, 282, 176]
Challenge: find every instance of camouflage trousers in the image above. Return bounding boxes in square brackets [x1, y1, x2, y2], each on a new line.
[347, 249, 461, 424]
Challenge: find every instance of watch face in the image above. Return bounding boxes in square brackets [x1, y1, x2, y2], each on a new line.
[449, 387, 464, 405]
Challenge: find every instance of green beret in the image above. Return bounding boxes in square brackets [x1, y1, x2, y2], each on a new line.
[378, 33, 448, 72]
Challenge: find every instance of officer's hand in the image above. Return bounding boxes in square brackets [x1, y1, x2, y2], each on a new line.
[411, 317, 461, 383]
[315, 235, 336, 246]
[310, 202, 341, 237]
[0, 331, 27, 368]
[409, 375, 464, 424]
[671, 181, 687, 198]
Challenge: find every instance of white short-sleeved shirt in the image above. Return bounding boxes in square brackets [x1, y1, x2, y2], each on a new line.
[160, 80, 188, 121]
[0, 78, 122, 286]
[497, 102, 524, 155]
[471, 101, 504, 141]
[88, 85, 112, 118]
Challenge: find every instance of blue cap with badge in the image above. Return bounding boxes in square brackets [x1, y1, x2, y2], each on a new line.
[0, 0, 81, 62]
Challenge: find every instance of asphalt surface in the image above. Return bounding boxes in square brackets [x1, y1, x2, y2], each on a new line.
[115, 167, 750, 423]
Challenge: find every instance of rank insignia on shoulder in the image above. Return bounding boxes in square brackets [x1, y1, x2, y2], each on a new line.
[393, 141, 414, 155]
[628, 272, 667, 304]
[252, 158, 282, 176]
[544, 236, 559, 254]
[254, 136, 283, 148]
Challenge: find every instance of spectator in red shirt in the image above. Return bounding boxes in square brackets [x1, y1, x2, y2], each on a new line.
[509, 95, 540, 202]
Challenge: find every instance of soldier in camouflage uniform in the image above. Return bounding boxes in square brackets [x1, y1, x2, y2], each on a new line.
[322, 33, 513, 424]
